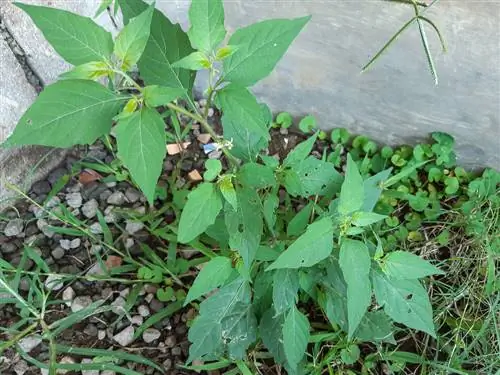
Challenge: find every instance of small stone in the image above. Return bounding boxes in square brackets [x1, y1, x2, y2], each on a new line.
[145, 293, 154, 303]
[188, 169, 203, 182]
[124, 238, 134, 249]
[208, 150, 222, 159]
[113, 326, 135, 346]
[51, 247, 65, 260]
[111, 297, 126, 314]
[58, 356, 75, 374]
[107, 191, 126, 205]
[207, 107, 215, 117]
[98, 330, 106, 340]
[163, 160, 174, 172]
[69, 238, 81, 249]
[125, 188, 141, 203]
[66, 192, 82, 208]
[62, 287, 75, 306]
[1, 242, 17, 254]
[59, 239, 71, 250]
[119, 288, 130, 298]
[81, 359, 99, 375]
[125, 221, 144, 235]
[81, 199, 99, 219]
[86, 263, 105, 276]
[101, 287, 113, 299]
[18, 335, 42, 353]
[130, 315, 143, 326]
[13, 359, 28, 375]
[142, 328, 161, 343]
[89, 222, 103, 234]
[84, 324, 98, 337]
[71, 296, 93, 312]
[138, 305, 150, 317]
[166, 142, 191, 155]
[36, 219, 54, 238]
[279, 127, 289, 135]
[4, 219, 23, 237]
[106, 181, 117, 188]
[164, 335, 176, 348]
[99, 189, 112, 202]
[45, 274, 64, 291]
[101, 371, 116, 375]
[171, 346, 182, 356]
[31, 180, 51, 195]
[162, 358, 173, 371]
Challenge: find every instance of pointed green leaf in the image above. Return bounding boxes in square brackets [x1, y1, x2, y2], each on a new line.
[361, 168, 392, 212]
[382, 251, 444, 279]
[59, 61, 111, 80]
[287, 202, 313, 237]
[15, 3, 113, 65]
[4, 80, 124, 148]
[187, 0, 226, 53]
[339, 239, 371, 339]
[263, 194, 279, 234]
[172, 51, 211, 70]
[114, 4, 154, 69]
[219, 177, 238, 211]
[267, 217, 333, 270]
[178, 183, 223, 243]
[284, 133, 318, 167]
[118, 0, 196, 97]
[273, 269, 299, 315]
[372, 268, 436, 337]
[217, 84, 269, 160]
[289, 157, 342, 197]
[223, 16, 311, 86]
[185, 257, 233, 305]
[224, 187, 262, 269]
[259, 308, 286, 363]
[115, 107, 165, 203]
[338, 154, 364, 215]
[143, 85, 186, 107]
[351, 212, 387, 227]
[204, 159, 222, 182]
[237, 163, 276, 189]
[282, 305, 310, 370]
[355, 310, 396, 344]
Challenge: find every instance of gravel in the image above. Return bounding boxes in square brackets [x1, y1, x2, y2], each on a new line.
[17, 336, 42, 353]
[142, 328, 161, 343]
[62, 287, 75, 306]
[138, 305, 151, 317]
[125, 220, 144, 235]
[59, 238, 81, 250]
[4, 219, 23, 237]
[107, 191, 126, 205]
[51, 246, 65, 260]
[71, 296, 93, 312]
[81, 199, 99, 219]
[66, 192, 83, 208]
[45, 274, 64, 291]
[113, 326, 135, 346]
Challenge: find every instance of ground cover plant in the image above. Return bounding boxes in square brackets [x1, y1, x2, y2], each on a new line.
[1, 0, 498, 374]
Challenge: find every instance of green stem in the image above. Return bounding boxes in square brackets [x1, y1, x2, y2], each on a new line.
[41, 320, 57, 375]
[112, 70, 143, 92]
[0, 322, 38, 354]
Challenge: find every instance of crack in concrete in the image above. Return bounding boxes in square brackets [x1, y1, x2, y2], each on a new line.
[0, 16, 44, 93]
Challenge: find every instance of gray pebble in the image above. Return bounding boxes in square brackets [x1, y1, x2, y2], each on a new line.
[45, 274, 64, 291]
[13, 359, 29, 375]
[89, 222, 103, 234]
[138, 305, 150, 317]
[81, 199, 99, 219]
[162, 358, 172, 370]
[98, 330, 106, 340]
[60, 238, 80, 250]
[18, 335, 42, 353]
[83, 324, 99, 337]
[66, 192, 83, 208]
[125, 188, 141, 203]
[99, 189, 113, 202]
[31, 180, 51, 195]
[62, 287, 75, 306]
[81, 359, 99, 375]
[164, 335, 176, 348]
[142, 328, 161, 343]
[71, 296, 93, 312]
[111, 296, 126, 315]
[107, 191, 126, 205]
[113, 326, 135, 346]
[130, 315, 144, 326]
[149, 299, 164, 313]
[36, 219, 54, 238]
[125, 221, 144, 235]
[51, 247, 65, 260]
[4, 219, 23, 237]
[1, 242, 17, 254]
[171, 346, 182, 356]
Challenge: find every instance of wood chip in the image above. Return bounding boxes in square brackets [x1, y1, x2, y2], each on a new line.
[166, 142, 191, 155]
[78, 169, 103, 185]
[187, 169, 203, 182]
[197, 133, 212, 144]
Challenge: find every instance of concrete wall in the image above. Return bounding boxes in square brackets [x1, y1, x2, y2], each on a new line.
[0, 0, 499, 202]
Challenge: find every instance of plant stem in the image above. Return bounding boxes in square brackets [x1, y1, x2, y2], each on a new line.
[0, 322, 38, 354]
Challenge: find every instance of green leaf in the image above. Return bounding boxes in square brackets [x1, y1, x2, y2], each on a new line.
[178, 183, 223, 243]
[287, 202, 313, 237]
[338, 154, 364, 215]
[219, 177, 238, 211]
[215, 45, 239, 61]
[382, 161, 428, 189]
[340, 344, 360, 365]
[188, 278, 256, 362]
[298, 115, 316, 133]
[355, 310, 395, 344]
[361, 168, 392, 212]
[331, 128, 350, 144]
[444, 176, 459, 195]
[284, 133, 318, 167]
[339, 239, 371, 339]
[223, 16, 311, 86]
[185, 257, 233, 305]
[263, 194, 279, 234]
[372, 268, 436, 337]
[224, 187, 263, 269]
[59, 61, 111, 80]
[118, 0, 196, 98]
[288, 157, 342, 197]
[172, 51, 211, 70]
[114, 4, 154, 69]
[237, 163, 276, 189]
[204, 159, 222, 181]
[143, 85, 185, 107]
[115, 107, 166, 203]
[267, 217, 333, 270]
[351, 212, 387, 227]
[260, 309, 286, 363]
[15, 3, 113, 65]
[273, 269, 299, 315]
[4, 80, 124, 148]
[381, 251, 444, 279]
[276, 112, 293, 128]
[187, 0, 226, 53]
[282, 305, 310, 370]
[217, 84, 269, 160]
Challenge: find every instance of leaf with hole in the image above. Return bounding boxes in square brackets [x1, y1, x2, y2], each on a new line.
[237, 163, 276, 189]
[267, 217, 333, 270]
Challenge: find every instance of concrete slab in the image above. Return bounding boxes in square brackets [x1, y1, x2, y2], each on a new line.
[0, 0, 117, 84]
[0, 37, 66, 210]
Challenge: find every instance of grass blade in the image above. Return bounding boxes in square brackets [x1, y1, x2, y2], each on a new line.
[418, 15, 447, 52]
[416, 16, 439, 85]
